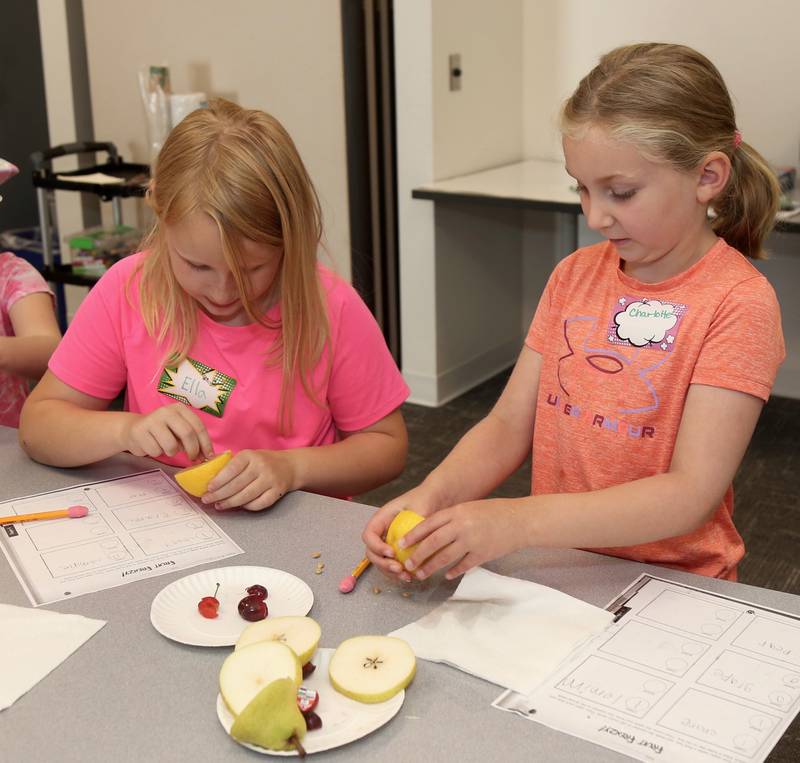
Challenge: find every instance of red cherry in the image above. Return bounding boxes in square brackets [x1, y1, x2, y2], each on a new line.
[246, 584, 268, 599]
[198, 583, 220, 619]
[238, 594, 267, 622]
[302, 662, 316, 679]
[304, 711, 323, 732]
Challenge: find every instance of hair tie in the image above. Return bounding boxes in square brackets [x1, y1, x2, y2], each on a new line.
[733, 130, 743, 149]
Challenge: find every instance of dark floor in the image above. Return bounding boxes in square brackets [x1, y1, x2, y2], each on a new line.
[357, 370, 800, 760]
[357, 369, 800, 594]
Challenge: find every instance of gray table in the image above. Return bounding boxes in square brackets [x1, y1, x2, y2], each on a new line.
[2, 426, 798, 762]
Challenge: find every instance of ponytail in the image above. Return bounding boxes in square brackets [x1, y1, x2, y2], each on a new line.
[711, 142, 780, 260]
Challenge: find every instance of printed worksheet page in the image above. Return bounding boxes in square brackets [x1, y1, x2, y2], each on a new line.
[0, 470, 243, 606]
[494, 575, 800, 762]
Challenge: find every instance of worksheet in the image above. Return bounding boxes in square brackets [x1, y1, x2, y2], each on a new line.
[0, 470, 243, 606]
[493, 575, 800, 762]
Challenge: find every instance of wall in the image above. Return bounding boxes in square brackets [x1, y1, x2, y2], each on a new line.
[77, 0, 351, 280]
[397, 0, 525, 405]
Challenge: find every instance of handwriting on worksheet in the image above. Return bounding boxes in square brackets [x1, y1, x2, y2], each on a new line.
[494, 575, 800, 763]
[0, 470, 242, 605]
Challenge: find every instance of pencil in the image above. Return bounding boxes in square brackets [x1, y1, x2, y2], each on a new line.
[0, 505, 89, 526]
[338, 556, 371, 594]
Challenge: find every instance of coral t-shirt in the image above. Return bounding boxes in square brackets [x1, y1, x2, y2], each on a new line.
[0, 252, 54, 427]
[49, 252, 409, 469]
[526, 239, 784, 579]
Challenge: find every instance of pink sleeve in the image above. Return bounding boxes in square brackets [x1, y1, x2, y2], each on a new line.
[48, 262, 129, 399]
[325, 283, 409, 432]
[691, 276, 785, 402]
[1, 254, 53, 313]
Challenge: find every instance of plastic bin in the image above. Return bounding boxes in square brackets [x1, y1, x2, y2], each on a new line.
[0, 227, 61, 270]
[66, 225, 141, 277]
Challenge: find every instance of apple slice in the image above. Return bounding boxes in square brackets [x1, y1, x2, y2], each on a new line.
[329, 635, 416, 703]
[235, 616, 322, 665]
[219, 640, 302, 716]
[175, 451, 233, 497]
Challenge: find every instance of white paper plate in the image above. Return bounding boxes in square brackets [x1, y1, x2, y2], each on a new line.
[150, 566, 313, 646]
[216, 647, 405, 755]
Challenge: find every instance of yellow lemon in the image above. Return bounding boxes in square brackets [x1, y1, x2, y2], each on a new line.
[385, 509, 425, 564]
[175, 451, 233, 497]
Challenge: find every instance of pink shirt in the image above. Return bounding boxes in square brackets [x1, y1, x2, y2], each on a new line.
[49, 252, 409, 468]
[526, 239, 784, 579]
[0, 252, 54, 427]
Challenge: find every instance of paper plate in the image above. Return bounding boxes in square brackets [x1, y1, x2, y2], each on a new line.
[150, 565, 313, 646]
[216, 647, 405, 755]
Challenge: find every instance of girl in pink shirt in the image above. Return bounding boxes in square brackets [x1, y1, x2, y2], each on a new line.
[0, 158, 61, 428]
[364, 43, 784, 581]
[20, 100, 409, 511]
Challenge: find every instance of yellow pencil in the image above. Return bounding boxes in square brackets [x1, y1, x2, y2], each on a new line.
[0, 505, 89, 525]
[338, 556, 371, 594]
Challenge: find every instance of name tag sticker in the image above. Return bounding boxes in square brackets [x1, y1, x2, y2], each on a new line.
[157, 358, 237, 417]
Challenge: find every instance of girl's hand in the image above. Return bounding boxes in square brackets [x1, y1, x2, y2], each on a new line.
[121, 404, 214, 460]
[400, 500, 528, 581]
[362, 485, 443, 582]
[203, 449, 296, 511]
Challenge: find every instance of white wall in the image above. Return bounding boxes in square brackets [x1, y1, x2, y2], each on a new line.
[432, 0, 522, 179]
[398, 0, 525, 405]
[522, 0, 800, 165]
[79, 0, 351, 279]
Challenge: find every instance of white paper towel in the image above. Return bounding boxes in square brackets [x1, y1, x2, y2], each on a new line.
[0, 603, 106, 710]
[390, 567, 614, 694]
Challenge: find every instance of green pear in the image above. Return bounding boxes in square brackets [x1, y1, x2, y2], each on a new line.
[231, 678, 307, 754]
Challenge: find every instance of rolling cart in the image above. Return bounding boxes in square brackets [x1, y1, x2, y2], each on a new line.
[31, 141, 149, 328]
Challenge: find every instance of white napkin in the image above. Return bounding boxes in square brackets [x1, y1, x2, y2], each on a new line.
[0, 603, 106, 710]
[390, 567, 614, 694]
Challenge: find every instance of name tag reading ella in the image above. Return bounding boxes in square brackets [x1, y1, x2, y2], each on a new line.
[158, 358, 237, 417]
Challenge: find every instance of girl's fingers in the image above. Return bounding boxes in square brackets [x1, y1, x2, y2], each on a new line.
[444, 551, 482, 580]
[400, 511, 450, 552]
[240, 486, 283, 512]
[171, 408, 210, 459]
[153, 423, 181, 457]
[365, 548, 408, 579]
[414, 540, 467, 580]
[211, 479, 264, 510]
[138, 431, 163, 458]
[205, 458, 250, 500]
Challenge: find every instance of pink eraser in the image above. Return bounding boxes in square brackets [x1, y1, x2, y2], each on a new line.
[338, 575, 356, 594]
[67, 505, 89, 518]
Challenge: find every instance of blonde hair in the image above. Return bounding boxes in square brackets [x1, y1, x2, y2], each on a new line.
[561, 43, 780, 259]
[136, 98, 329, 431]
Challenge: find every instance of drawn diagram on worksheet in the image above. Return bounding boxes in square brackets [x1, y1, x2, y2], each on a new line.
[494, 575, 800, 763]
[0, 470, 243, 606]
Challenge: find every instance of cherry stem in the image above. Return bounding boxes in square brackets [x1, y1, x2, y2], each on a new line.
[290, 734, 307, 758]
[212, 582, 220, 598]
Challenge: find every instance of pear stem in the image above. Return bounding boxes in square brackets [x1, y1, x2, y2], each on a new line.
[290, 734, 307, 758]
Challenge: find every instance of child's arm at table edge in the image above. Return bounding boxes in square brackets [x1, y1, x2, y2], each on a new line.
[281, 407, 408, 498]
[402, 382, 764, 580]
[19, 370, 213, 466]
[0, 292, 61, 379]
[363, 346, 541, 577]
[19, 370, 129, 465]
